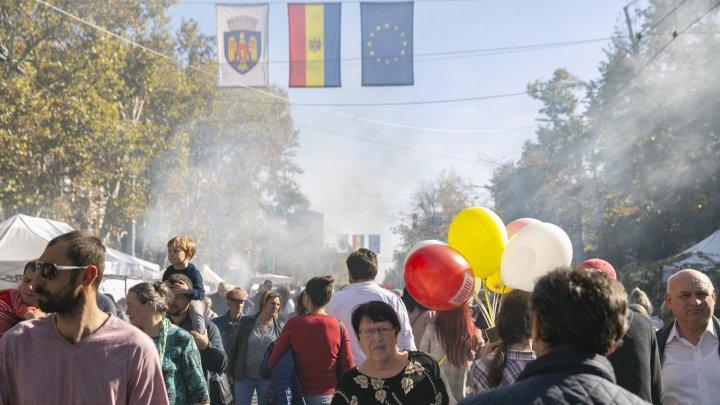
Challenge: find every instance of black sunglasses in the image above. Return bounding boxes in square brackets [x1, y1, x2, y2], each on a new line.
[34, 261, 88, 280]
[227, 298, 246, 304]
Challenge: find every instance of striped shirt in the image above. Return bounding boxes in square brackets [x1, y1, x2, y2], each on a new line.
[0, 289, 35, 338]
[470, 348, 536, 394]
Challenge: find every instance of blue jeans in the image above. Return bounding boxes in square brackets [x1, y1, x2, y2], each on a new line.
[304, 395, 332, 405]
[234, 377, 268, 405]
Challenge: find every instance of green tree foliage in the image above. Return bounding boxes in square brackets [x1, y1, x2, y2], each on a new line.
[0, 1, 314, 278]
[489, 69, 593, 258]
[390, 169, 479, 276]
[489, 0, 720, 292]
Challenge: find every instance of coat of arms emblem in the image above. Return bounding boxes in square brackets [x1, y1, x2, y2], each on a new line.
[224, 15, 262, 75]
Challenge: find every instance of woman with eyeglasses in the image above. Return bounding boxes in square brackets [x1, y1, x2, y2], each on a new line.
[126, 282, 209, 405]
[265, 276, 354, 405]
[227, 289, 283, 405]
[332, 300, 450, 405]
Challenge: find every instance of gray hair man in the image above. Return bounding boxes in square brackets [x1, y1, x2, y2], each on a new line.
[657, 269, 720, 405]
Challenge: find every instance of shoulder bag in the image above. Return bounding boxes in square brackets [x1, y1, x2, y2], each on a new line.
[209, 371, 233, 405]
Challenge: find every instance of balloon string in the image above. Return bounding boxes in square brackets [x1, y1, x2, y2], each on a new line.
[482, 281, 495, 325]
[473, 294, 492, 328]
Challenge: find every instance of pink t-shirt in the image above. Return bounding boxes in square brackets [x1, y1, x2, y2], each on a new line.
[0, 314, 169, 405]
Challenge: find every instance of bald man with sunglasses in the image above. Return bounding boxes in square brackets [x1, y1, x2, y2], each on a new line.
[0, 230, 169, 405]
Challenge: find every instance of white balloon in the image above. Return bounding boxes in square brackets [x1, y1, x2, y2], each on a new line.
[500, 222, 573, 292]
[404, 240, 448, 267]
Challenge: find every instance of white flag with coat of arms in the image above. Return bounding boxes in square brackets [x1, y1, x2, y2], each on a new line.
[216, 4, 269, 87]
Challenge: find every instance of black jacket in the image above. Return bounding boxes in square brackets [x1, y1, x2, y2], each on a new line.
[607, 311, 663, 405]
[177, 315, 228, 379]
[212, 312, 240, 359]
[459, 350, 650, 405]
[656, 315, 720, 363]
[162, 263, 205, 300]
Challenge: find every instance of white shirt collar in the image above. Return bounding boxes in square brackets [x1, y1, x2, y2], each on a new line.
[667, 317, 716, 344]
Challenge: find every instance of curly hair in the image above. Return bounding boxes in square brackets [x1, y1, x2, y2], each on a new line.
[531, 267, 627, 355]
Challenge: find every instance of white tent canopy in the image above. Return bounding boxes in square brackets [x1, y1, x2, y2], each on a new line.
[664, 228, 720, 280]
[200, 264, 227, 291]
[0, 214, 160, 281]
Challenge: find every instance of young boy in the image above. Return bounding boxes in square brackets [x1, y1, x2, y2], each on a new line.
[162, 235, 206, 334]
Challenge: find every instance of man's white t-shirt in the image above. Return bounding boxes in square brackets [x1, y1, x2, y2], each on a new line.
[327, 281, 416, 363]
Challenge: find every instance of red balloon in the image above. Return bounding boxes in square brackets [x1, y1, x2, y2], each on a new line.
[506, 218, 541, 238]
[404, 244, 475, 311]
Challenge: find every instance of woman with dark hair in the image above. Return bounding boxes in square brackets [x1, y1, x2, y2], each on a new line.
[419, 302, 482, 401]
[469, 290, 535, 394]
[266, 276, 353, 404]
[228, 289, 283, 404]
[332, 301, 450, 405]
[126, 282, 209, 405]
[293, 289, 308, 318]
[401, 288, 436, 348]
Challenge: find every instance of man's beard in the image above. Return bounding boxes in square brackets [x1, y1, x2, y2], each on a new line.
[36, 282, 86, 316]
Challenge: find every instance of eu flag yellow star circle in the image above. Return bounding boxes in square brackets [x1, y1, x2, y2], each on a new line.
[366, 22, 409, 65]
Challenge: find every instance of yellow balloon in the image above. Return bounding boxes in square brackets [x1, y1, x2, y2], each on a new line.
[485, 270, 512, 294]
[448, 207, 508, 279]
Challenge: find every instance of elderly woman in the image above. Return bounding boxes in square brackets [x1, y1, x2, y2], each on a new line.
[267, 276, 354, 405]
[332, 301, 449, 405]
[126, 282, 209, 405]
[228, 290, 283, 404]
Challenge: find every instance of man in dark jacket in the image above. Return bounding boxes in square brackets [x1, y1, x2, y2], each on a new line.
[460, 268, 649, 405]
[167, 274, 228, 381]
[579, 259, 663, 405]
[212, 288, 247, 356]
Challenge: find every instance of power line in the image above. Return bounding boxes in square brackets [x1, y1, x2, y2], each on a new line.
[178, 0, 500, 4]
[28, 0, 541, 134]
[298, 125, 509, 165]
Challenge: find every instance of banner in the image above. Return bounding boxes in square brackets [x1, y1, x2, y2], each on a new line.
[361, 2, 413, 86]
[368, 234, 381, 253]
[216, 4, 269, 87]
[352, 234, 365, 251]
[288, 3, 341, 87]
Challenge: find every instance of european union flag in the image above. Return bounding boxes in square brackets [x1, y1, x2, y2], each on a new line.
[361, 2, 413, 86]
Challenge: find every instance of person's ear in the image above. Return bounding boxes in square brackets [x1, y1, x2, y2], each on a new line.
[186, 251, 193, 260]
[83, 266, 98, 286]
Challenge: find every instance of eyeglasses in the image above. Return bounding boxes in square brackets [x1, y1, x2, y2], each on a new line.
[34, 261, 88, 280]
[227, 298, 245, 304]
[359, 327, 394, 339]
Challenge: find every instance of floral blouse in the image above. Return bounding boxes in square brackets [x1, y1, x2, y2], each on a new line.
[331, 351, 449, 405]
[152, 324, 209, 405]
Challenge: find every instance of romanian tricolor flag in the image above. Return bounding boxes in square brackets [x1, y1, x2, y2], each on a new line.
[288, 3, 341, 87]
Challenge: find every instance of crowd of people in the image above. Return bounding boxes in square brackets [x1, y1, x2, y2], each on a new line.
[0, 230, 718, 405]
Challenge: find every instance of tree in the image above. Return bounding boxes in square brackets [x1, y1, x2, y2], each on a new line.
[489, 68, 593, 258]
[0, 1, 315, 282]
[391, 169, 479, 275]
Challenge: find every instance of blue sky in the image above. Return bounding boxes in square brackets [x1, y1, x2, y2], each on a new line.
[171, 0, 632, 271]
